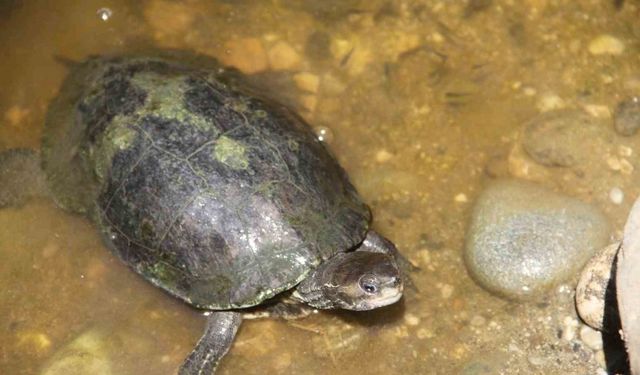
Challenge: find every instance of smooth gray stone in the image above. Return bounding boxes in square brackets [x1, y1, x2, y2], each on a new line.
[465, 179, 610, 300]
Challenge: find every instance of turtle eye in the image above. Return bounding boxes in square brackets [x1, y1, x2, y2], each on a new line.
[359, 275, 380, 294]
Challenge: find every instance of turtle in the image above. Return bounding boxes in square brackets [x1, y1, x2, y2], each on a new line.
[0, 53, 405, 374]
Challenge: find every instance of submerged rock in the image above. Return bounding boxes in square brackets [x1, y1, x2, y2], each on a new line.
[521, 109, 609, 167]
[614, 97, 640, 136]
[41, 329, 112, 375]
[465, 179, 610, 300]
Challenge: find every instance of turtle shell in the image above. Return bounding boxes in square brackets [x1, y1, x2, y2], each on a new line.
[42, 55, 371, 309]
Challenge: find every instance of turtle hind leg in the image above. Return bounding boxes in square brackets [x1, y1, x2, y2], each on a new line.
[0, 148, 48, 207]
[178, 311, 242, 375]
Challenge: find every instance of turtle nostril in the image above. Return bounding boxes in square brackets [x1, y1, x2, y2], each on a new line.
[392, 276, 401, 287]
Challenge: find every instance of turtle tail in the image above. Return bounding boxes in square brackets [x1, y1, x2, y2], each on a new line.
[0, 148, 48, 207]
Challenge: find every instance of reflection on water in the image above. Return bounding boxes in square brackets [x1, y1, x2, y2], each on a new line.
[1, 1, 638, 374]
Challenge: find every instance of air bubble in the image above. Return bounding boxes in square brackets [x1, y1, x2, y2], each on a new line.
[313, 126, 334, 143]
[97, 7, 113, 22]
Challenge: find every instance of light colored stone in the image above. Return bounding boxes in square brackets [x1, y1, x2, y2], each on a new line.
[620, 159, 634, 175]
[588, 34, 625, 56]
[416, 328, 434, 339]
[536, 93, 565, 112]
[575, 242, 620, 330]
[330, 38, 353, 62]
[454, 193, 468, 203]
[144, 0, 195, 40]
[470, 315, 486, 327]
[607, 156, 622, 171]
[417, 249, 431, 265]
[404, 313, 420, 326]
[609, 187, 624, 205]
[219, 38, 269, 74]
[507, 142, 550, 182]
[293, 72, 320, 93]
[375, 149, 393, 163]
[15, 331, 52, 355]
[583, 104, 611, 119]
[439, 283, 454, 299]
[268, 41, 302, 71]
[41, 330, 112, 375]
[4, 105, 30, 126]
[300, 95, 317, 113]
[561, 316, 579, 341]
[580, 325, 603, 351]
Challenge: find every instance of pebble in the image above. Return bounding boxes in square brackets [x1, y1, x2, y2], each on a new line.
[614, 97, 640, 136]
[527, 355, 546, 367]
[521, 109, 606, 167]
[507, 142, 551, 181]
[330, 38, 353, 62]
[609, 187, 624, 205]
[561, 316, 579, 341]
[465, 179, 610, 300]
[41, 330, 112, 375]
[268, 41, 302, 71]
[608, 156, 634, 175]
[300, 95, 317, 113]
[579, 325, 603, 351]
[455, 193, 469, 203]
[417, 249, 431, 265]
[4, 105, 30, 126]
[583, 104, 611, 119]
[144, 0, 195, 39]
[220, 38, 269, 74]
[293, 72, 320, 93]
[375, 149, 394, 163]
[595, 350, 607, 369]
[588, 34, 625, 55]
[575, 242, 620, 330]
[416, 328, 434, 339]
[470, 315, 486, 327]
[16, 331, 52, 354]
[439, 283, 454, 299]
[618, 145, 633, 157]
[404, 313, 420, 326]
[536, 93, 565, 112]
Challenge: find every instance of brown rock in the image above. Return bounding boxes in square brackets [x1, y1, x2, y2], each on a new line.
[268, 41, 302, 71]
[220, 38, 269, 74]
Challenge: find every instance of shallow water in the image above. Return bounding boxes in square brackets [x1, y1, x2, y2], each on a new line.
[1, 1, 639, 374]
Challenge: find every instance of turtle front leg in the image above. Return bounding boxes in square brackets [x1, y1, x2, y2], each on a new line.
[178, 311, 242, 375]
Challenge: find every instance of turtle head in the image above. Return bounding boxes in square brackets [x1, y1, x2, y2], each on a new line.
[295, 251, 403, 311]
